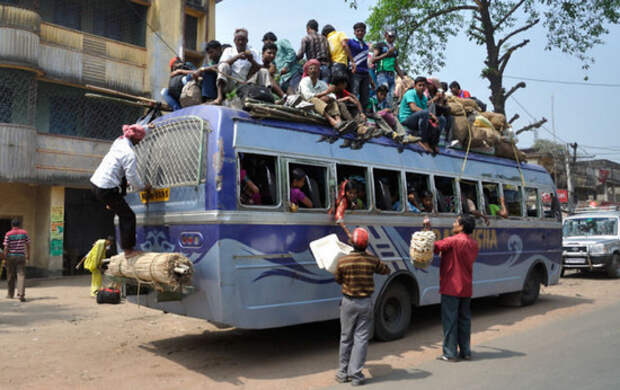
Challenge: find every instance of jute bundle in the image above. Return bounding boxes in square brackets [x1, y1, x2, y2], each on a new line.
[447, 96, 480, 114]
[409, 231, 436, 269]
[106, 252, 193, 290]
[452, 115, 471, 143]
[480, 112, 507, 132]
[448, 102, 465, 116]
[495, 140, 527, 161]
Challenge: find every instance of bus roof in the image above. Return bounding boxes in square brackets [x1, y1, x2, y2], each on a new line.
[154, 105, 549, 175]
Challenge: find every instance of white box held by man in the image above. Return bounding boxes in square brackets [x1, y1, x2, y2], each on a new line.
[309, 234, 354, 274]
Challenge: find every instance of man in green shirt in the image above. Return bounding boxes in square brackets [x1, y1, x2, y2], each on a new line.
[370, 30, 404, 107]
[399, 76, 443, 153]
[263, 32, 303, 94]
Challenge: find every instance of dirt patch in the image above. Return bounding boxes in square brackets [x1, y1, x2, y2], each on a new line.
[1, 271, 618, 390]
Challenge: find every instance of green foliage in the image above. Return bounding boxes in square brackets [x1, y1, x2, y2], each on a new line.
[532, 138, 566, 159]
[361, 0, 619, 75]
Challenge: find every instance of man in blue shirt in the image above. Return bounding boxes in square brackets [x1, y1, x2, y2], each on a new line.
[399, 76, 444, 154]
[346, 22, 372, 111]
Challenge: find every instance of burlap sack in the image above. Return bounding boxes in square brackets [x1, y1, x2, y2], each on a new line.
[448, 102, 465, 116]
[480, 112, 507, 132]
[495, 141, 527, 161]
[469, 126, 488, 148]
[447, 96, 480, 113]
[453, 115, 470, 143]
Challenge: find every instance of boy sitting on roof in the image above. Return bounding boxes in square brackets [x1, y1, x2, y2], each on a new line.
[298, 59, 357, 133]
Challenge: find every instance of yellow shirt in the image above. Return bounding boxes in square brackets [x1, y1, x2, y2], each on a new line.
[327, 31, 348, 65]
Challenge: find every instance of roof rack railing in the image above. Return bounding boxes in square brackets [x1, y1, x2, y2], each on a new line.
[573, 205, 620, 214]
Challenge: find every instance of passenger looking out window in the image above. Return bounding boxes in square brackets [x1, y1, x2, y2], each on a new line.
[434, 176, 457, 213]
[238, 153, 278, 206]
[420, 190, 434, 212]
[406, 173, 432, 213]
[483, 183, 508, 219]
[393, 185, 421, 213]
[240, 168, 261, 205]
[461, 181, 489, 226]
[290, 168, 313, 208]
[373, 169, 400, 211]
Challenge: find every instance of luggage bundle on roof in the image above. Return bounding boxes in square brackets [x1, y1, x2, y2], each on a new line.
[447, 96, 526, 162]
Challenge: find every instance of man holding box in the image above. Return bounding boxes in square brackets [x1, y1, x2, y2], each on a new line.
[335, 228, 390, 386]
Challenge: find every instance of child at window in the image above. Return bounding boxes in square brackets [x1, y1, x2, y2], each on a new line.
[290, 168, 313, 208]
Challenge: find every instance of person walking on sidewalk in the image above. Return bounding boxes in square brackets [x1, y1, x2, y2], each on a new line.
[424, 214, 479, 361]
[90, 124, 151, 258]
[3, 219, 30, 302]
[335, 228, 390, 386]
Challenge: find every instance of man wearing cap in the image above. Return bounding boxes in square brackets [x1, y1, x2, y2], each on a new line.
[335, 228, 390, 386]
[215, 28, 262, 104]
[90, 124, 151, 258]
[371, 31, 404, 107]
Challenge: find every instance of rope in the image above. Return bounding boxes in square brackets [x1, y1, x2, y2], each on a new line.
[511, 142, 527, 188]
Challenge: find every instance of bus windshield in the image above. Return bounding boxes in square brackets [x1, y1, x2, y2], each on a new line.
[563, 217, 618, 237]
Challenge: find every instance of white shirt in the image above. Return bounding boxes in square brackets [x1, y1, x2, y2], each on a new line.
[90, 137, 145, 190]
[220, 45, 262, 81]
[298, 76, 335, 100]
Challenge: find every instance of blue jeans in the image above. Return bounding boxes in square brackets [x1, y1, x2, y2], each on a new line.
[351, 72, 370, 112]
[320, 64, 331, 84]
[201, 71, 218, 100]
[161, 88, 181, 111]
[281, 68, 302, 94]
[376, 71, 395, 107]
[401, 110, 443, 148]
[441, 294, 472, 359]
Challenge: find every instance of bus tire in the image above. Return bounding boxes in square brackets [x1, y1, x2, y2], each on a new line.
[499, 267, 542, 307]
[606, 253, 620, 278]
[374, 282, 411, 341]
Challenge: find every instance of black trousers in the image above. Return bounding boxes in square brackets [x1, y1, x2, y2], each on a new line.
[91, 184, 136, 250]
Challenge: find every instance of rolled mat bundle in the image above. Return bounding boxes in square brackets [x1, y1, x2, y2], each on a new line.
[409, 231, 437, 269]
[106, 252, 193, 290]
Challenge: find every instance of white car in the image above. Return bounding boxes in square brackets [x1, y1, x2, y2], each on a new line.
[562, 210, 620, 278]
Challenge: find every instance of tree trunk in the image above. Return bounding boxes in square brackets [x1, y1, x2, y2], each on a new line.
[478, 3, 506, 114]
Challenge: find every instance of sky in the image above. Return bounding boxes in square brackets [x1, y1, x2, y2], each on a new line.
[215, 0, 620, 163]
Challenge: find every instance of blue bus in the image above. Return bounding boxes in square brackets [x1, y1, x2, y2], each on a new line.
[125, 105, 562, 340]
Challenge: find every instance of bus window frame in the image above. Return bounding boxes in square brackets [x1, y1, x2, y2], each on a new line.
[501, 182, 524, 218]
[371, 167, 403, 214]
[404, 170, 433, 214]
[458, 178, 484, 216]
[525, 186, 541, 219]
[284, 157, 331, 212]
[432, 174, 459, 214]
[236, 151, 283, 211]
[482, 181, 502, 217]
[335, 163, 372, 214]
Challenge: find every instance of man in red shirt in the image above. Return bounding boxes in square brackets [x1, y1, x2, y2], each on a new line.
[3, 219, 31, 302]
[424, 214, 479, 361]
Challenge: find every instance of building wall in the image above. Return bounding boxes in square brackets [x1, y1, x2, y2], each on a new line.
[0, 182, 37, 259]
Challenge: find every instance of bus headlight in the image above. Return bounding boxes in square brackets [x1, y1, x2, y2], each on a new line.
[589, 243, 608, 255]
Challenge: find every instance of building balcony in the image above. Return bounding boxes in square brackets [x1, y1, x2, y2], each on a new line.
[0, 4, 147, 95]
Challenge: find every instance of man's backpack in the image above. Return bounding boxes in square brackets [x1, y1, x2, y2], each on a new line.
[236, 84, 275, 104]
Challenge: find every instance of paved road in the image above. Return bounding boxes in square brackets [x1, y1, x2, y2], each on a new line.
[326, 300, 620, 390]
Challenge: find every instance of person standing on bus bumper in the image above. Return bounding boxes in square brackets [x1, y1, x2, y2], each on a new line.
[90, 124, 151, 258]
[425, 214, 479, 361]
[335, 228, 390, 385]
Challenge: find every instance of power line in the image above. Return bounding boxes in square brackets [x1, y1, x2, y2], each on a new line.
[504, 75, 620, 88]
[509, 96, 568, 144]
[125, 0, 179, 57]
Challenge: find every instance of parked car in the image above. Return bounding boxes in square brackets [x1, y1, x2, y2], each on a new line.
[562, 208, 620, 278]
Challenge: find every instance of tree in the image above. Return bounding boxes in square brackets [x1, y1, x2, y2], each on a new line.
[347, 0, 619, 115]
[530, 138, 567, 186]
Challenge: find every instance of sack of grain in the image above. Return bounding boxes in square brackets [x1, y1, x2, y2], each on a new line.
[469, 126, 488, 148]
[495, 140, 527, 161]
[452, 115, 470, 143]
[409, 230, 436, 269]
[480, 112, 507, 132]
[447, 96, 481, 114]
[448, 102, 465, 116]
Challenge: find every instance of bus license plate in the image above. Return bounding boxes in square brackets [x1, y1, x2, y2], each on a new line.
[140, 188, 170, 203]
[565, 258, 586, 264]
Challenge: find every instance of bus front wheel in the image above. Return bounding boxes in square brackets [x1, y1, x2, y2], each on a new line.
[374, 282, 411, 341]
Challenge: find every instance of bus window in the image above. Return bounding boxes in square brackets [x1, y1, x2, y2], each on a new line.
[503, 184, 523, 217]
[288, 163, 328, 209]
[483, 182, 505, 217]
[373, 168, 401, 211]
[460, 180, 480, 215]
[434, 176, 457, 213]
[542, 191, 561, 220]
[525, 187, 540, 217]
[337, 164, 369, 210]
[238, 153, 278, 206]
[406, 172, 432, 213]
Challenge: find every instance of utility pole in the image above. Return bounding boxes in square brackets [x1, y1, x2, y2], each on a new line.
[565, 142, 578, 212]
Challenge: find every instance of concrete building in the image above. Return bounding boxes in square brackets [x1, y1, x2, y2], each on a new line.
[0, 0, 218, 276]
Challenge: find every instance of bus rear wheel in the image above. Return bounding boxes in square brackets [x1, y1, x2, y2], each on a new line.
[374, 282, 411, 341]
[499, 268, 542, 306]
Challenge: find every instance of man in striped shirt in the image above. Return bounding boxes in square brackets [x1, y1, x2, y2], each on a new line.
[3, 219, 30, 302]
[335, 228, 390, 386]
